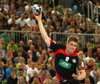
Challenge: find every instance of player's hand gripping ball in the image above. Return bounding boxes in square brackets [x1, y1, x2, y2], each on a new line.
[32, 4, 42, 15]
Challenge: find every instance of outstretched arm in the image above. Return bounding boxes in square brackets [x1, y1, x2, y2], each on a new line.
[72, 70, 86, 80]
[33, 13, 51, 47]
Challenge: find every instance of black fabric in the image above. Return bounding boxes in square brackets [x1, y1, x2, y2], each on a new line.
[60, 79, 79, 84]
[50, 39, 80, 80]
[7, 76, 18, 84]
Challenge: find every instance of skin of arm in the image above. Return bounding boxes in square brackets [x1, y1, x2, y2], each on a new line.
[72, 70, 86, 80]
[33, 13, 51, 47]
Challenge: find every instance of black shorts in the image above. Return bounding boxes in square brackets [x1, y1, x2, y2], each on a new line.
[60, 79, 79, 84]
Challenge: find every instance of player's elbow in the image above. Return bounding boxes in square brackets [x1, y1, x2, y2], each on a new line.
[82, 70, 86, 80]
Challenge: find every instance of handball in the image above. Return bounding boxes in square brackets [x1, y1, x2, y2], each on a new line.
[32, 4, 42, 15]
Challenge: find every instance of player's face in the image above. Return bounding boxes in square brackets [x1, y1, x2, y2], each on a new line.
[66, 41, 77, 54]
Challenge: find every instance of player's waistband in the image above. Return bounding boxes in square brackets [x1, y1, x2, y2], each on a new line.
[59, 78, 75, 84]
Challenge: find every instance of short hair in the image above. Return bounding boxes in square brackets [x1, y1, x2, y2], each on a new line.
[9, 62, 13, 66]
[19, 69, 24, 72]
[10, 39, 15, 42]
[11, 70, 15, 72]
[41, 69, 46, 73]
[67, 35, 79, 43]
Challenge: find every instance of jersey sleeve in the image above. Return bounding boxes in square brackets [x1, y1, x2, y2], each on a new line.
[50, 39, 64, 52]
[77, 55, 84, 70]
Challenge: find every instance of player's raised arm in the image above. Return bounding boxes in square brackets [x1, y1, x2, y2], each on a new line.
[33, 12, 51, 47]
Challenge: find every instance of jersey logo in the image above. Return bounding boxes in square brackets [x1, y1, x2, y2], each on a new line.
[59, 59, 72, 69]
[65, 57, 69, 62]
[72, 59, 76, 63]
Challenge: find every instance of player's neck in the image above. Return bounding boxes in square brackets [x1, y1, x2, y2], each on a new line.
[65, 49, 73, 55]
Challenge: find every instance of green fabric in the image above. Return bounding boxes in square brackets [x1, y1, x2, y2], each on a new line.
[59, 59, 72, 69]
[17, 70, 28, 77]
[32, 0, 43, 3]
[91, 43, 95, 48]
[16, 63, 21, 69]
[0, 33, 11, 43]
[2, 80, 7, 84]
[7, 44, 18, 51]
[57, 6, 64, 14]
[96, 63, 100, 70]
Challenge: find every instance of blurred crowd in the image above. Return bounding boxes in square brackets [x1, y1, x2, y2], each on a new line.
[0, 0, 100, 84]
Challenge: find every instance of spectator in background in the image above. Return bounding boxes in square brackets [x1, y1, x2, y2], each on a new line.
[17, 6, 24, 17]
[0, 44, 6, 58]
[16, 57, 25, 69]
[25, 13, 36, 27]
[27, 62, 38, 78]
[7, 70, 18, 84]
[8, 14, 16, 25]
[96, 70, 100, 83]
[0, 3, 8, 13]
[4, 0, 9, 10]
[35, 40, 42, 51]
[61, 20, 67, 31]
[0, 21, 3, 30]
[39, 63, 49, 76]
[18, 46, 27, 58]
[25, 50, 36, 63]
[94, 47, 100, 62]
[79, 22, 87, 33]
[25, 40, 33, 52]
[44, 10, 52, 20]
[5, 51, 14, 64]
[19, 41, 27, 52]
[25, 1, 32, 11]
[17, 64, 27, 77]
[85, 77, 91, 84]
[0, 54, 6, 65]
[84, 26, 94, 42]
[0, 61, 4, 84]
[26, 58, 32, 70]
[14, 50, 24, 65]
[16, 14, 27, 27]
[17, 76, 26, 84]
[36, 46, 43, 59]
[51, 15, 58, 31]
[36, 59, 42, 70]
[7, 45, 17, 59]
[44, 19, 54, 35]
[6, 62, 14, 79]
[49, 61, 56, 78]
[7, 39, 18, 52]
[31, 77, 41, 84]
[85, 47, 94, 57]
[57, 3, 64, 14]
[17, 69, 29, 84]
[90, 65, 97, 82]
[43, 79, 52, 84]
[72, 0, 83, 14]
[0, 38, 5, 50]
[83, 42, 91, 53]
[30, 45, 38, 62]
[93, 42, 99, 53]
[80, 68, 95, 84]
[9, 3, 19, 19]
[39, 69, 46, 84]
[29, 71, 41, 84]
[52, 6, 60, 17]
[6, 58, 13, 69]
[52, 76, 59, 84]
[0, 30, 11, 44]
